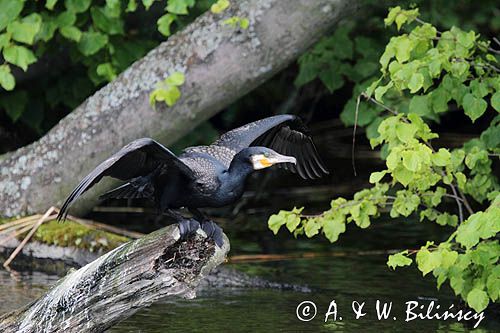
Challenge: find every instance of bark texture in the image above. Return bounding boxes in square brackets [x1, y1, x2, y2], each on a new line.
[0, 0, 360, 217]
[0, 224, 230, 333]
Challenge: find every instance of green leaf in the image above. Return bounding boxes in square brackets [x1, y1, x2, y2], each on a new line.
[60, 26, 82, 42]
[0, 65, 15, 91]
[0, 90, 27, 122]
[470, 79, 489, 98]
[294, 58, 319, 87]
[323, 214, 346, 243]
[392, 190, 420, 215]
[55, 11, 76, 28]
[466, 288, 489, 312]
[222, 17, 249, 30]
[167, 0, 193, 15]
[268, 213, 286, 235]
[304, 218, 321, 238]
[450, 61, 469, 78]
[105, 0, 122, 18]
[440, 249, 458, 268]
[491, 91, 500, 112]
[211, 0, 229, 14]
[96, 62, 116, 81]
[157, 14, 175, 37]
[46, 0, 59, 10]
[384, 6, 401, 26]
[409, 95, 431, 117]
[65, 0, 91, 13]
[430, 87, 450, 114]
[319, 67, 344, 93]
[374, 82, 393, 102]
[408, 73, 424, 93]
[401, 151, 421, 172]
[77, 32, 108, 56]
[416, 248, 441, 276]
[37, 17, 58, 42]
[463, 93, 487, 122]
[0, 33, 10, 51]
[387, 251, 413, 269]
[395, 122, 417, 143]
[163, 86, 181, 106]
[480, 122, 500, 149]
[285, 213, 301, 232]
[0, 0, 24, 31]
[487, 266, 500, 301]
[456, 211, 499, 249]
[394, 37, 412, 63]
[432, 148, 451, 167]
[456, 29, 476, 49]
[91, 6, 124, 35]
[126, 0, 138, 12]
[369, 170, 387, 184]
[165, 72, 185, 86]
[7, 14, 42, 45]
[151, 83, 182, 107]
[239, 18, 249, 30]
[430, 187, 446, 206]
[436, 213, 458, 226]
[142, 0, 156, 10]
[3, 44, 37, 71]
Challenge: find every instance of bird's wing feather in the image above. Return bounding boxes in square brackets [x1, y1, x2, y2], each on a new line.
[210, 115, 329, 179]
[212, 115, 296, 150]
[58, 138, 194, 220]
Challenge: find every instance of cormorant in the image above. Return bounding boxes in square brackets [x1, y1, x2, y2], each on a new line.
[57, 114, 329, 246]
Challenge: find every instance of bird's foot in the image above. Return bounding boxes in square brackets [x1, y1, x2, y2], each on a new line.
[178, 218, 201, 241]
[200, 220, 224, 248]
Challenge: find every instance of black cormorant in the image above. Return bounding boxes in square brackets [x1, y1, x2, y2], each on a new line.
[57, 114, 329, 246]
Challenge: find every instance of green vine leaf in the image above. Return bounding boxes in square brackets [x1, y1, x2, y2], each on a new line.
[3, 44, 37, 71]
[463, 93, 487, 122]
[467, 288, 489, 312]
[211, 0, 229, 14]
[0, 64, 15, 90]
[0, 0, 24, 31]
[387, 251, 413, 269]
[149, 71, 186, 108]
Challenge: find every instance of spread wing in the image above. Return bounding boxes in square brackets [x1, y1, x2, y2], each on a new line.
[189, 115, 329, 179]
[57, 138, 194, 220]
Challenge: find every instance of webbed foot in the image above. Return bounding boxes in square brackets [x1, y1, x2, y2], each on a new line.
[178, 218, 200, 241]
[201, 220, 224, 248]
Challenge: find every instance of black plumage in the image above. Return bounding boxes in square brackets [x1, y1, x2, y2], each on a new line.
[57, 115, 329, 245]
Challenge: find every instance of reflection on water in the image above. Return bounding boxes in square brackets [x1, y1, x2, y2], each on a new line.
[110, 255, 498, 332]
[0, 270, 59, 315]
[0, 218, 498, 332]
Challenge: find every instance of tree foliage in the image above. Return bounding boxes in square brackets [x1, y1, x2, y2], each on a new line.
[0, 0, 214, 134]
[269, 6, 500, 313]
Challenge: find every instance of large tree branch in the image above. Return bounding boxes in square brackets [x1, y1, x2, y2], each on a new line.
[0, 224, 229, 332]
[0, 0, 359, 217]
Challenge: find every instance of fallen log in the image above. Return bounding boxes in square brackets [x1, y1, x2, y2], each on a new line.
[0, 223, 229, 333]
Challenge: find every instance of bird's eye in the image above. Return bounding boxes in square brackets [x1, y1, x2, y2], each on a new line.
[264, 152, 270, 157]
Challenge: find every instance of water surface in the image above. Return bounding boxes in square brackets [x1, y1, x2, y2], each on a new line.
[1, 217, 498, 332]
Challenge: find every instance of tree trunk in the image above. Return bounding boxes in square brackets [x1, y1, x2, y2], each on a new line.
[0, 224, 229, 333]
[0, 0, 360, 217]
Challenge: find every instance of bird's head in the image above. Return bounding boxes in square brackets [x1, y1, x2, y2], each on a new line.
[244, 147, 297, 170]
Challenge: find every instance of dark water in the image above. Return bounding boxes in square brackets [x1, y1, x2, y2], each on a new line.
[0, 217, 498, 332]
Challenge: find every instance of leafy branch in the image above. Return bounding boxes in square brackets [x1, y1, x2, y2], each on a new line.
[270, 6, 500, 313]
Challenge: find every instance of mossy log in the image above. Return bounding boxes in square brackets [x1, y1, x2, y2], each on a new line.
[0, 224, 229, 333]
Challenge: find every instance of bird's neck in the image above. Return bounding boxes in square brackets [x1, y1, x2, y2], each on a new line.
[225, 154, 254, 185]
